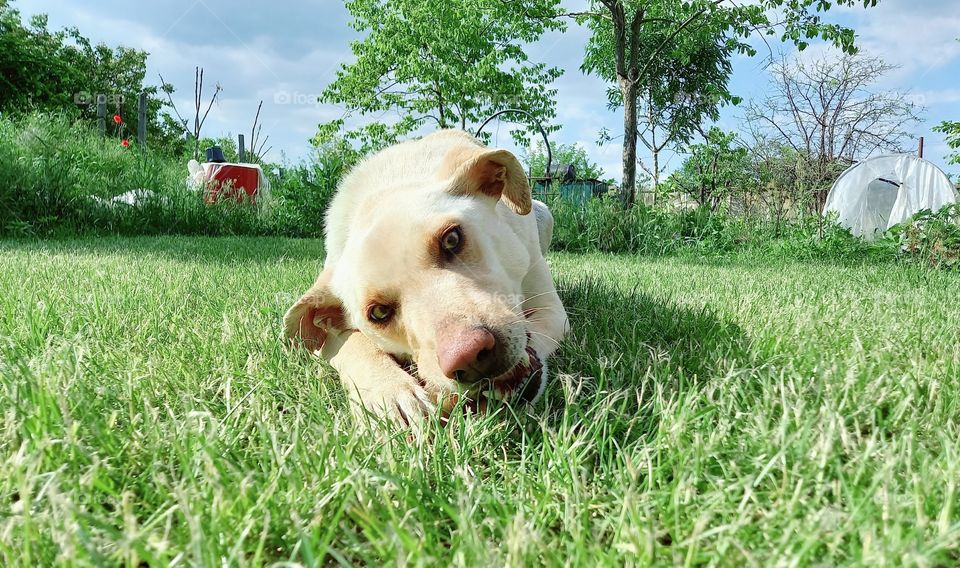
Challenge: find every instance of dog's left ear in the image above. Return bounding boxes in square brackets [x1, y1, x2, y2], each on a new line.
[447, 148, 532, 215]
[282, 268, 348, 355]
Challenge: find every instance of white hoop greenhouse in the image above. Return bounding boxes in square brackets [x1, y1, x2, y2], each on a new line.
[823, 154, 958, 239]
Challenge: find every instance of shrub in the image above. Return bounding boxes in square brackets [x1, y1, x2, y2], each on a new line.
[550, 197, 745, 255]
[887, 204, 960, 270]
[548, 194, 908, 266]
[0, 112, 259, 236]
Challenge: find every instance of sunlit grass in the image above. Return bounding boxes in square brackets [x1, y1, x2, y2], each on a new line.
[1, 236, 958, 565]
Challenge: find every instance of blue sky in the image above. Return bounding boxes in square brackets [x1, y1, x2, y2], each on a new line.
[15, 0, 960, 179]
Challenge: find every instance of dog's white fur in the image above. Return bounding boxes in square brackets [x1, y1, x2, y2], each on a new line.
[284, 130, 568, 427]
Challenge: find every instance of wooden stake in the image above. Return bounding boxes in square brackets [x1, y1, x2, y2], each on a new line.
[97, 94, 107, 136]
[137, 92, 148, 147]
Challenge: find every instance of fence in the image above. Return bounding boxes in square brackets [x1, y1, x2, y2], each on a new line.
[531, 178, 611, 205]
[95, 92, 149, 147]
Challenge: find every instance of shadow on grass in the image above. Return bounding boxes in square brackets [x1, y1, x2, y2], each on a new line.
[485, 274, 759, 455]
[0, 235, 326, 265]
[555, 274, 752, 389]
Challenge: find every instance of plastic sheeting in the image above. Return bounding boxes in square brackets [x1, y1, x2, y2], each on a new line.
[824, 154, 959, 239]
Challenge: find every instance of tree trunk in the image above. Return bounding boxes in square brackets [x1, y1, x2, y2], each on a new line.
[621, 78, 638, 208]
[652, 147, 659, 196]
[649, 100, 660, 198]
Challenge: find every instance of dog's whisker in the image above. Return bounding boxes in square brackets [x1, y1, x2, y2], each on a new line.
[518, 307, 556, 319]
[527, 330, 562, 348]
[511, 290, 561, 310]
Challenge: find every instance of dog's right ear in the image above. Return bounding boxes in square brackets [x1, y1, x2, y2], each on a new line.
[282, 269, 347, 354]
[444, 146, 532, 215]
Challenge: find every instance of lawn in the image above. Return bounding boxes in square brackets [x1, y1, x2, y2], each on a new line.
[2, 236, 959, 566]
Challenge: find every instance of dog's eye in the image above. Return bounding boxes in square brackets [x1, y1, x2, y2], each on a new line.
[440, 226, 463, 256]
[367, 304, 394, 324]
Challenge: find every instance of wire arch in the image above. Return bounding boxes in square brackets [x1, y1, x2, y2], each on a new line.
[474, 109, 552, 179]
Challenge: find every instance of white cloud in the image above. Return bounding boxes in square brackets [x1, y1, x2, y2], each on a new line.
[911, 89, 960, 107]
[838, 0, 960, 77]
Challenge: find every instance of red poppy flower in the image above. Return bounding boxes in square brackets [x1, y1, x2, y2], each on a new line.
[121, 139, 130, 147]
[113, 114, 122, 124]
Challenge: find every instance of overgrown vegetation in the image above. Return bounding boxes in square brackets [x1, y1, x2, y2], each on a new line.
[887, 204, 960, 270]
[0, 113, 350, 238]
[5, 112, 958, 273]
[547, 195, 891, 261]
[0, 0, 187, 155]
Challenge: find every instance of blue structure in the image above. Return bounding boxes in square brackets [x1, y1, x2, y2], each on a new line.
[529, 163, 611, 205]
[531, 178, 610, 205]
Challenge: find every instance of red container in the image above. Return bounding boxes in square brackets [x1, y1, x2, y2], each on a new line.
[203, 164, 261, 204]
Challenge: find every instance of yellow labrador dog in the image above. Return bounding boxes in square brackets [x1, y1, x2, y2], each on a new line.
[284, 130, 568, 427]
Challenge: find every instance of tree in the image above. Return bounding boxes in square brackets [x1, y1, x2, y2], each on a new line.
[573, 0, 877, 207]
[744, 53, 921, 212]
[0, 2, 86, 112]
[315, 0, 565, 152]
[584, 1, 746, 194]
[667, 127, 749, 210]
[934, 121, 960, 166]
[632, 36, 737, 195]
[524, 141, 605, 179]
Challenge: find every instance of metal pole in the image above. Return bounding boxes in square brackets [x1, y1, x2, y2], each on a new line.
[238, 134, 246, 163]
[137, 92, 148, 147]
[96, 95, 107, 136]
[918, 136, 924, 159]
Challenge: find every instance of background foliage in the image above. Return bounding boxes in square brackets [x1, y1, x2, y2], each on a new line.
[3, 111, 957, 271]
[0, 0, 187, 155]
[524, 140, 607, 180]
[314, 0, 565, 152]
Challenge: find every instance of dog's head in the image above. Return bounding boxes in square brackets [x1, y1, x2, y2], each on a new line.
[284, 139, 543, 403]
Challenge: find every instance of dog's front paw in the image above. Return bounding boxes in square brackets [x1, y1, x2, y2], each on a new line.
[346, 376, 438, 433]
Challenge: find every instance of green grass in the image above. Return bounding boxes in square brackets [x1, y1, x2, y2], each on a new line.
[2, 236, 959, 566]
